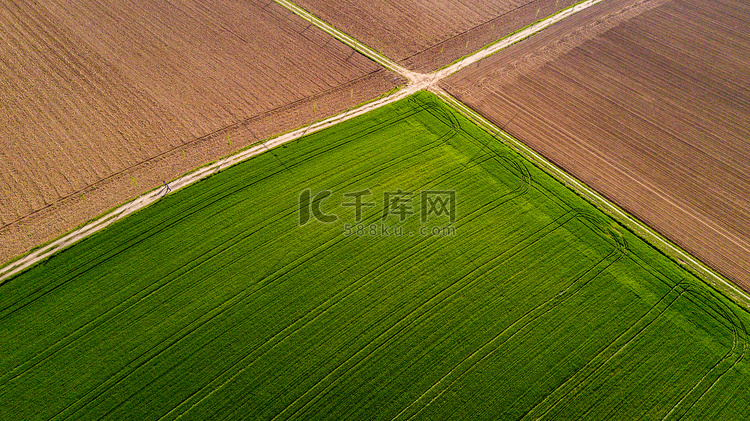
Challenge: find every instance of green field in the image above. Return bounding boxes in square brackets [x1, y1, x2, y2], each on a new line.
[2, 92, 749, 420]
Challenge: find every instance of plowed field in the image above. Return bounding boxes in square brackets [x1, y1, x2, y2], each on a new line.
[0, 0, 401, 265]
[442, 0, 750, 289]
[293, 0, 581, 72]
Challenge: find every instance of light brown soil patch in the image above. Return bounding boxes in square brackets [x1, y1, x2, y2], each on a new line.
[442, 0, 750, 289]
[0, 0, 401, 264]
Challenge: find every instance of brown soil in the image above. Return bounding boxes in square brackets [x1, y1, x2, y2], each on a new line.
[442, 0, 750, 289]
[293, 0, 581, 73]
[0, 0, 402, 264]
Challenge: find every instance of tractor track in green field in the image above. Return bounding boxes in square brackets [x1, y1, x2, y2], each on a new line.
[267, 210, 577, 421]
[522, 276, 747, 421]
[20, 103, 464, 419]
[159, 101, 535, 421]
[393, 211, 625, 421]
[26, 98, 527, 421]
[510, 240, 750, 420]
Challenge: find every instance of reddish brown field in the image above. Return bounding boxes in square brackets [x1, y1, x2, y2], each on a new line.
[293, 0, 580, 72]
[0, 0, 401, 264]
[443, 0, 750, 289]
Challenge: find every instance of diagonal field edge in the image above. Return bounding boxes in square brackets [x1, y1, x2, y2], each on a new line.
[274, 0, 412, 76]
[431, 89, 750, 310]
[0, 85, 411, 285]
[0, 0, 603, 284]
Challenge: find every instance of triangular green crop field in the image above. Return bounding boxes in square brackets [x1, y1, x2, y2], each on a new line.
[2, 92, 748, 420]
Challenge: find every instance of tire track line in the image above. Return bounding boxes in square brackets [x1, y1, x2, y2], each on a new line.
[393, 217, 622, 421]
[520, 280, 689, 420]
[70, 109, 529, 420]
[263, 212, 578, 421]
[52, 112, 469, 419]
[157, 149, 533, 420]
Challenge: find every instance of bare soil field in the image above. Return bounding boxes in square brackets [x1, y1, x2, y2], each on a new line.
[293, 0, 581, 73]
[442, 0, 750, 289]
[0, 0, 401, 264]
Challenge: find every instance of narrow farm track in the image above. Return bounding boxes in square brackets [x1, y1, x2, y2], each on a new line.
[291, 0, 588, 72]
[0, 0, 604, 284]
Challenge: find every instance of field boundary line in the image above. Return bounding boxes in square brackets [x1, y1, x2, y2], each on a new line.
[274, 0, 603, 88]
[431, 0, 602, 80]
[432, 89, 750, 309]
[5, 0, 746, 314]
[274, 0, 412, 77]
[0, 84, 418, 285]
